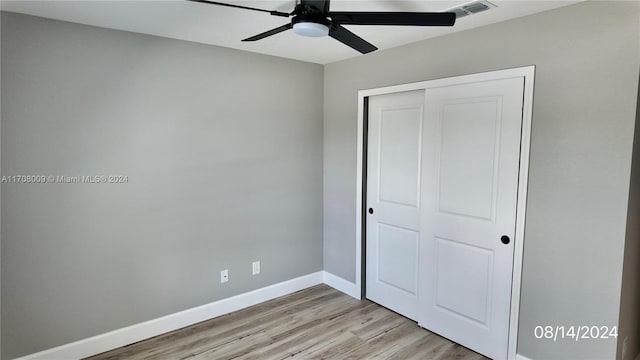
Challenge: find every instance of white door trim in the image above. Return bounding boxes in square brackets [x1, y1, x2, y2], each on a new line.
[355, 66, 535, 360]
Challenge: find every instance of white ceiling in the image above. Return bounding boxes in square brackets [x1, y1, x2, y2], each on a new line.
[1, 0, 580, 64]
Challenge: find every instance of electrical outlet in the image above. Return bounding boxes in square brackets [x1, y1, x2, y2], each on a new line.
[252, 261, 260, 275]
[220, 269, 229, 283]
[622, 336, 628, 360]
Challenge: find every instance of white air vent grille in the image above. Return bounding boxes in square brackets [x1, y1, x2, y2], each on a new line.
[447, 0, 496, 19]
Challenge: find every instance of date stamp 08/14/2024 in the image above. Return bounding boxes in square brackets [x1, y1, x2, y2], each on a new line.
[534, 325, 618, 342]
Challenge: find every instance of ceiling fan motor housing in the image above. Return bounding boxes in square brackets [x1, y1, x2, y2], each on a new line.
[296, 0, 330, 14]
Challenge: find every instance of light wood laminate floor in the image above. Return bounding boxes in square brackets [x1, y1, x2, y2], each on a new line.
[86, 284, 487, 360]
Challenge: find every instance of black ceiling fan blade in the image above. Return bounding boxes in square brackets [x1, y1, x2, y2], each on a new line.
[187, 0, 290, 17]
[242, 23, 293, 41]
[329, 24, 377, 54]
[330, 12, 456, 26]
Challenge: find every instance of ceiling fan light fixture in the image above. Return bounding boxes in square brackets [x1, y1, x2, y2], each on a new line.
[292, 21, 329, 37]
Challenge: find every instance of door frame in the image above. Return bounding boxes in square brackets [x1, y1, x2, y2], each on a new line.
[354, 66, 535, 360]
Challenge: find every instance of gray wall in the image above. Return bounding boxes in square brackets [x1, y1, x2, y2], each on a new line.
[1, 12, 323, 359]
[0, 9, 3, 359]
[323, 1, 640, 359]
[618, 73, 640, 360]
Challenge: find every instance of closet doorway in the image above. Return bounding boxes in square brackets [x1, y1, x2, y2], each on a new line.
[357, 67, 535, 359]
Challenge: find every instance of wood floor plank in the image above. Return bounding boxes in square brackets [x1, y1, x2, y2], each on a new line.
[244, 302, 381, 359]
[197, 294, 377, 359]
[86, 284, 487, 360]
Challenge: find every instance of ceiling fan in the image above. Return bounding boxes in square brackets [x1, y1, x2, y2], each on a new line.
[188, 0, 456, 54]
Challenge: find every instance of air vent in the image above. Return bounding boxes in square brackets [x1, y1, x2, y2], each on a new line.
[447, 0, 496, 19]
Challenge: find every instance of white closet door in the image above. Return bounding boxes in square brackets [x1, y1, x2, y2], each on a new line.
[366, 90, 425, 321]
[419, 77, 525, 359]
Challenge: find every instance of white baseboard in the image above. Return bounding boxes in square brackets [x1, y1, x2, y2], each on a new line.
[15, 271, 324, 360]
[322, 271, 360, 299]
[515, 354, 533, 360]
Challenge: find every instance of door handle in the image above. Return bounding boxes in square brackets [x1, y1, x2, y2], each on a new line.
[368, 208, 374, 214]
[501, 235, 510, 244]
